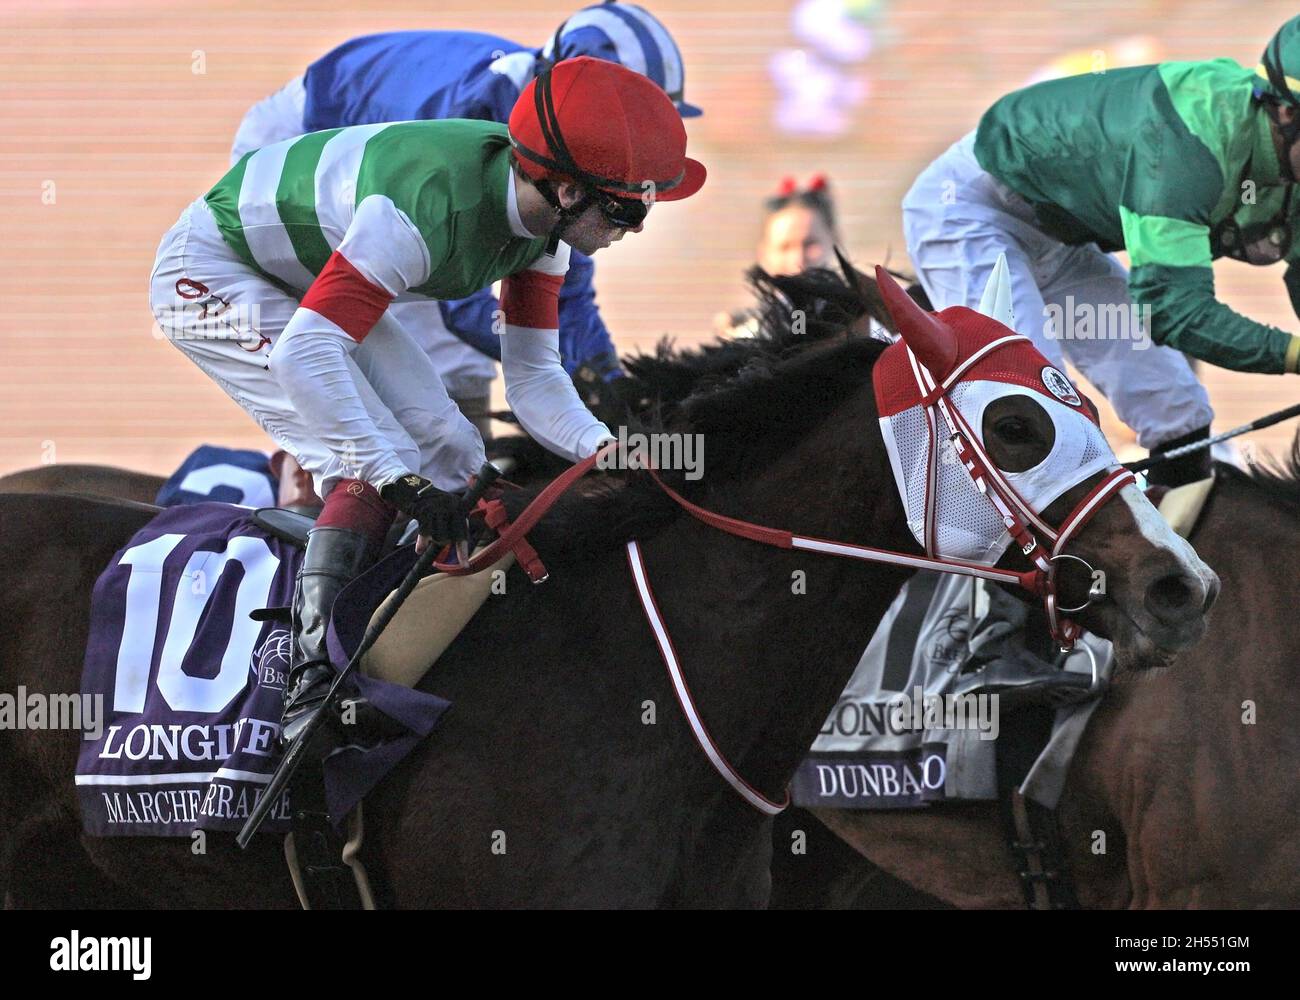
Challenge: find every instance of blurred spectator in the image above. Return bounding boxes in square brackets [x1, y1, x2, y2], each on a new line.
[716, 174, 841, 336]
[758, 173, 841, 276]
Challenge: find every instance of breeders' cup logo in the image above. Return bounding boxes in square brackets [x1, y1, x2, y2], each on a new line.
[932, 607, 971, 671]
[1041, 366, 1082, 407]
[251, 628, 292, 691]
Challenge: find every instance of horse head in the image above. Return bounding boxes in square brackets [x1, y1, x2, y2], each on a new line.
[874, 262, 1217, 668]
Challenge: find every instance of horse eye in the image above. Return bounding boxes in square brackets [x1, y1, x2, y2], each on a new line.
[995, 417, 1034, 443]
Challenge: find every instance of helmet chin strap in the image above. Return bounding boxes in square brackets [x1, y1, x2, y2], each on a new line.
[527, 60, 601, 252]
[536, 179, 593, 253]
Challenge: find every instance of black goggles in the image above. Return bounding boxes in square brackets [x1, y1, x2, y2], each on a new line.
[593, 189, 650, 229]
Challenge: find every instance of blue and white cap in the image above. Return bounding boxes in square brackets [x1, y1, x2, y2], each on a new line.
[543, 2, 701, 117]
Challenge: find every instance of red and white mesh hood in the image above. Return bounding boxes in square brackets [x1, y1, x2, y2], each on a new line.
[872, 266, 1119, 565]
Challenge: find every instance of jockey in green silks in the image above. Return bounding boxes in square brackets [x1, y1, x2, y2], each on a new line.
[150, 58, 705, 745]
[905, 16, 1300, 488]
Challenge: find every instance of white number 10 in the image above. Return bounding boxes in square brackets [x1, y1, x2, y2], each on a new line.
[112, 533, 281, 714]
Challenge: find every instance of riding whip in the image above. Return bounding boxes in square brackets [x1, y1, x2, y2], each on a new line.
[1125, 401, 1300, 473]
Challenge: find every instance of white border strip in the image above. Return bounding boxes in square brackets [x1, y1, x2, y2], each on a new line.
[76, 768, 272, 787]
[626, 541, 784, 815]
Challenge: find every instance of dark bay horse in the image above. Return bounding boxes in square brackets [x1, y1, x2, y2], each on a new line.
[809, 452, 1300, 908]
[0, 464, 164, 505]
[0, 278, 1213, 907]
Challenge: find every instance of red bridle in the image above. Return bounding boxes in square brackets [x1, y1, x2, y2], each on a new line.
[432, 338, 1134, 812]
[902, 334, 1136, 648]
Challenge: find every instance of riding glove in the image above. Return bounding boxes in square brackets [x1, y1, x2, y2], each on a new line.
[380, 473, 468, 543]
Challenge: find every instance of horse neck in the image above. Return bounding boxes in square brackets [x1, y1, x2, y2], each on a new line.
[1072, 475, 1300, 905]
[1107, 478, 1298, 709]
[639, 388, 919, 800]
[1129, 478, 1300, 741]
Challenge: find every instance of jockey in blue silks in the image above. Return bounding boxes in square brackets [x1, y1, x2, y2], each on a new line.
[230, 3, 702, 426]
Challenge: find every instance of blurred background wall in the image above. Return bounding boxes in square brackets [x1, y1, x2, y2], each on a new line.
[2, 0, 1298, 475]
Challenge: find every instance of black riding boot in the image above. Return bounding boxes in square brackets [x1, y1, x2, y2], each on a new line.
[1145, 425, 1212, 488]
[281, 526, 377, 746]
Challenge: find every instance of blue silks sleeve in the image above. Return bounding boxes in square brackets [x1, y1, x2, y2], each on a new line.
[557, 250, 622, 380]
[439, 252, 624, 378]
[438, 290, 503, 361]
[156, 445, 277, 508]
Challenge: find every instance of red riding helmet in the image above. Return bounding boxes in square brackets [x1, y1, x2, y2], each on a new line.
[508, 55, 706, 204]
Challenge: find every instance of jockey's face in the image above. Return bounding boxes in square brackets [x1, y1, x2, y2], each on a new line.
[758, 204, 837, 276]
[1269, 103, 1300, 181]
[555, 181, 647, 254]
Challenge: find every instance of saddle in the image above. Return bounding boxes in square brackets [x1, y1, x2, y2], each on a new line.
[250, 506, 316, 548]
[250, 505, 514, 685]
[1154, 475, 1216, 540]
[248, 504, 512, 910]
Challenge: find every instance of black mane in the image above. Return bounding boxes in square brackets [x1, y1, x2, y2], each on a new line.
[675, 337, 886, 480]
[1220, 433, 1300, 512]
[498, 267, 886, 560]
[620, 265, 875, 411]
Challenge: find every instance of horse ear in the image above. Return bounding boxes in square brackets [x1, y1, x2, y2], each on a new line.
[976, 252, 1015, 328]
[834, 248, 896, 335]
[874, 265, 957, 379]
[834, 246, 858, 289]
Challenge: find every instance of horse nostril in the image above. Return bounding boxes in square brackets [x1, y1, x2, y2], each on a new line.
[1202, 575, 1220, 613]
[1144, 572, 1201, 624]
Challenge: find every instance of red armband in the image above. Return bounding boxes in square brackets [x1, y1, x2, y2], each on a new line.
[300, 251, 393, 342]
[500, 270, 565, 330]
